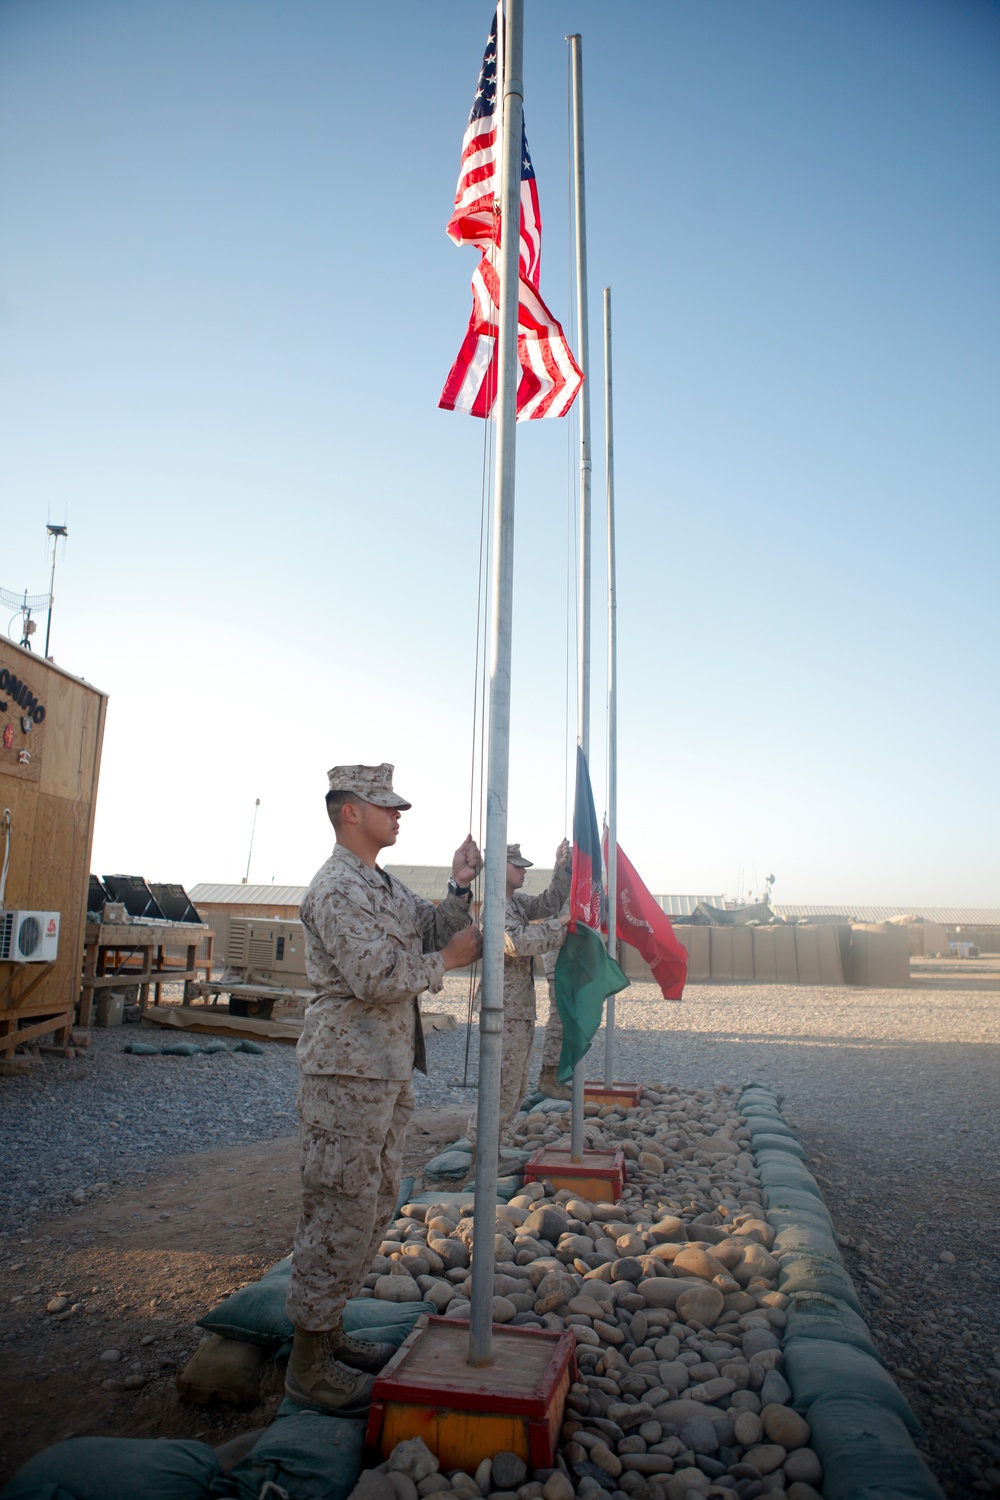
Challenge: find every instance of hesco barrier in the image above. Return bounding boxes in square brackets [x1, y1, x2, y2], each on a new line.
[739, 1084, 946, 1500]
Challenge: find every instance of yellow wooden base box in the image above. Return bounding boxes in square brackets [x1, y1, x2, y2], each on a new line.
[522, 1144, 627, 1203]
[365, 1316, 576, 1472]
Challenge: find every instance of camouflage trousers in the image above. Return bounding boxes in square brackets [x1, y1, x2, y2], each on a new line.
[541, 979, 563, 1070]
[468, 1016, 535, 1148]
[286, 1073, 414, 1333]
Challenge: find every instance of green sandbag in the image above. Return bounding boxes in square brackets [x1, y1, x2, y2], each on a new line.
[784, 1292, 885, 1364]
[0, 1438, 222, 1500]
[757, 1158, 823, 1198]
[752, 1133, 808, 1160]
[779, 1253, 863, 1315]
[805, 1393, 945, 1500]
[199, 1255, 433, 1348]
[122, 1042, 159, 1055]
[784, 1338, 922, 1437]
[200, 1040, 228, 1054]
[230, 1408, 365, 1500]
[423, 1147, 473, 1182]
[772, 1221, 842, 1261]
[233, 1039, 265, 1054]
[765, 1201, 835, 1235]
[159, 1042, 204, 1057]
[747, 1116, 797, 1137]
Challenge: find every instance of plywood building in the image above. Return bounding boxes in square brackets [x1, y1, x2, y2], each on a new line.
[0, 643, 108, 1056]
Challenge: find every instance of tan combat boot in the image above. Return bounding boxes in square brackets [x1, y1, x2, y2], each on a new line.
[328, 1326, 396, 1372]
[538, 1066, 572, 1100]
[285, 1326, 376, 1415]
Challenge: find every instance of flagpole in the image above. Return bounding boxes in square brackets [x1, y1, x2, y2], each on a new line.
[568, 31, 590, 1164]
[604, 286, 618, 1086]
[469, 0, 523, 1370]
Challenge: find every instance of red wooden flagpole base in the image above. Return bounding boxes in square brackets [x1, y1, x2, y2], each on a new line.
[365, 1316, 576, 1472]
[583, 1081, 643, 1110]
[522, 1144, 627, 1203]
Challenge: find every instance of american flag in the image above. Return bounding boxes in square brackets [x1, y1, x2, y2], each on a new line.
[439, 11, 583, 422]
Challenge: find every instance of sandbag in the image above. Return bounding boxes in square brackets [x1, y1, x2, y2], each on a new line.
[747, 1117, 798, 1138]
[751, 1133, 808, 1160]
[805, 1393, 945, 1500]
[423, 1147, 473, 1182]
[233, 1040, 264, 1055]
[122, 1041, 160, 1055]
[757, 1158, 824, 1198]
[200, 1040, 228, 1055]
[783, 1292, 884, 1364]
[771, 1220, 843, 1261]
[160, 1042, 204, 1057]
[784, 1338, 922, 1437]
[764, 1202, 835, 1236]
[779, 1253, 863, 1315]
[199, 1257, 433, 1349]
[177, 1333, 271, 1407]
[0, 1438, 223, 1500]
[762, 1186, 833, 1222]
[230, 1406, 365, 1500]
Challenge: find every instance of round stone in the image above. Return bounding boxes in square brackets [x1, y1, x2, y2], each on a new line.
[375, 1275, 423, 1303]
[675, 1285, 725, 1328]
[761, 1402, 809, 1448]
[783, 1447, 823, 1484]
[742, 1443, 787, 1475]
[672, 1248, 728, 1283]
[491, 1452, 527, 1490]
[733, 1409, 763, 1446]
[98, 1349, 121, 1363]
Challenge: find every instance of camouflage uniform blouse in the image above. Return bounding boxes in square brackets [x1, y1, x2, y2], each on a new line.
[297, 845, 472, 1080]
[498, 864, 572, 1021]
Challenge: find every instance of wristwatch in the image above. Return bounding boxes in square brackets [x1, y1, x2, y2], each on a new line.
[448, 878, 472, 899]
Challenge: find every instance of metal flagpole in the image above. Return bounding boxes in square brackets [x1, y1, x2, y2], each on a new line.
[603, 287, 618, 1086]
[469, 0, 524, 1369]
[568, 32, 590, 1162]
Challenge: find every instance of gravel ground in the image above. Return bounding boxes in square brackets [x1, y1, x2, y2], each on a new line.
[2, 973, 998, 1495]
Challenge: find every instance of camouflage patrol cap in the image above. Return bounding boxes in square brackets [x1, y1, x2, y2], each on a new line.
[327, 763, 412, 810]
[506, 843, 533, 868]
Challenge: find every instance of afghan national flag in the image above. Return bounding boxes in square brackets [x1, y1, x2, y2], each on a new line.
[554, 925, 629, 1082]
[554, 746, 629, 1080]
[604, 829, 688, 1001]
[568, 745, 605, 932]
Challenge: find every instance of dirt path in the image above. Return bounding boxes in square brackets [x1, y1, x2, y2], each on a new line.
[0, 1103, 469, 1485]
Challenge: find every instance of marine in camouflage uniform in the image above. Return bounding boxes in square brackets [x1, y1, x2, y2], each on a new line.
[285, 763, 481, 1415]
[468, 841, 571, 1148]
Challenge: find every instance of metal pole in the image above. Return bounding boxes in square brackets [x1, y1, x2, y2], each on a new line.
[604, 287, 618, 1087]
[43, 524, 67, 658]
[469, 0, 523, 1370]
[568, 33, 590, 1161]
[243, 798, 260, 885]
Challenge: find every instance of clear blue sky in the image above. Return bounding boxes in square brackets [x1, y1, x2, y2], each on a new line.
[2, 0, 997, 905]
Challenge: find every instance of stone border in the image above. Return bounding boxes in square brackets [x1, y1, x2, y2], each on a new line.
[738, 1086, 945, 1500]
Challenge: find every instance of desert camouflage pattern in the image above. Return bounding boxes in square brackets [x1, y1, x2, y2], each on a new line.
[540, 945, 563, 1068]
[297, 845, 473, 1078]
[286, 1074, 413, 1330]
[467, 1016, 535, 1147]
[468, 863, 571, 1143]
[327, 761, 411, 809]
[499, 863, 571, 1019]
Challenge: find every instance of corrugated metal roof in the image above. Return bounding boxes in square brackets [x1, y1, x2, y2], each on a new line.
[654, 895, 725, 918]
[189, 883, 307, 907]
[774, 904, 1000, 925]
[384, 865, 558, 898]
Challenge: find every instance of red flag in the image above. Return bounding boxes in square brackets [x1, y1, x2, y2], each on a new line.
[603, 831, 688, 1001]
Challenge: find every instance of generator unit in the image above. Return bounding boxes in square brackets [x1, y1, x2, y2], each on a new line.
[222, 917, 309, 985]
[0, 910, 60, 963]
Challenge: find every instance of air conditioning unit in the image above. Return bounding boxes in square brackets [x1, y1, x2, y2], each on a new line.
[0, 910, 61, 963]
[222, 918, 308, 982]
